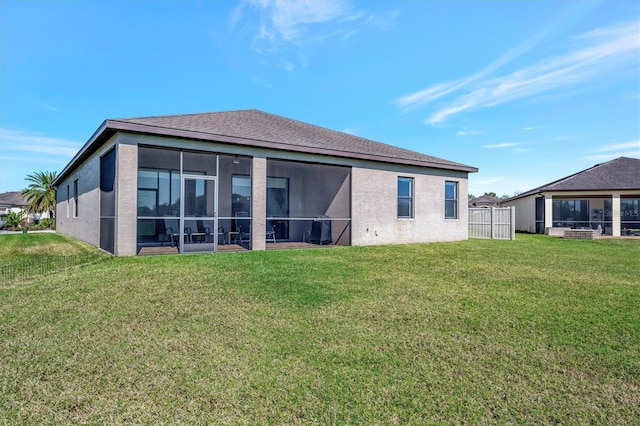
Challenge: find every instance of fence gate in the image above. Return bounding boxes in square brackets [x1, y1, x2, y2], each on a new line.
[469, 207, 515, 240]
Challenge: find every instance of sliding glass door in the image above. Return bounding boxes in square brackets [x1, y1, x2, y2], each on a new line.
[181, 175, 218, 253]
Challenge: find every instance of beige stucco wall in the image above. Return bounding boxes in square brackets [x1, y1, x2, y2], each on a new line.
[502, 195, 537, 233]
[56, 131, 473, 253]
[351, 163, 469, 245]
[251, 156, 267, 251]
[56, 138, 118, 248]
[114, 141, 138, 255]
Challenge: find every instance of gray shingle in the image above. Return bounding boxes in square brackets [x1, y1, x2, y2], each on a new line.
[511, 157, 640, 199]
[113, 109, 475, 170]
[0, 191, 28, 207]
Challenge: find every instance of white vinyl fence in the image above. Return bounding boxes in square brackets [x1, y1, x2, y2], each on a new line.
[469, 207, 515, 240]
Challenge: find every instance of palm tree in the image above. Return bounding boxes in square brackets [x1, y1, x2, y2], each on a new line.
[22, 171, 58, 218]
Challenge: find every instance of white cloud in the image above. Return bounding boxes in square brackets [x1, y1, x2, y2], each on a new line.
[363, 9, 400, 31]
[396, 18, 553, 113]
[590, 140, 640, 153]
[456, 130, 482, 136]
[0, 128, 81, 158]
[268, 0, 347, 41]
[396, 20, 640, 124]
[552, 135, 574, 141]
[583, 151, 640, 161]
[512, 147, 534, 154]
[238, 0, 355, 47]
[484, 142, 519, 149]
[233, 0, 398, 70]
[582, 140, 640, 161]
[31, 100, 60, 112]
[395, 82, 461, 112]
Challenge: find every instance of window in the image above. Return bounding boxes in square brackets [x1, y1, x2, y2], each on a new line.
[445, 181, 458, 219]
[73, 179, 79, 217]
[267, 177, 290, 239]
[397, 177, 414, 218]
[232, 175, 251, 216]
[137, 169, 180, 217]
[66, 184, 70, 218]
[535, 197, 544, 234]
[100, 148, 116, 254]
[552, 199, 589, 228]
[621, 198, 640, 232]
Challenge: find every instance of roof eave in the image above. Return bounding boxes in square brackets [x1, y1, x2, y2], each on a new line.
[107, 121, 478, 172]
[54, 119, 478, 186]
[53, 120, 115, 186]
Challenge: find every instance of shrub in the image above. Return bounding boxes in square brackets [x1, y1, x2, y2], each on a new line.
[4, 211, 25, 229]
[40, 218, 55, 229]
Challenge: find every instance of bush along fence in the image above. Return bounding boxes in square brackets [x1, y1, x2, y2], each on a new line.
[469, 207, 516, 240]
[0, 254, 108, 285]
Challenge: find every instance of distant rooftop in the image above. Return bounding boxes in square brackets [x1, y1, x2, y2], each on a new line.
[0, 191, 27, 207]
[506, 156, 640, 200]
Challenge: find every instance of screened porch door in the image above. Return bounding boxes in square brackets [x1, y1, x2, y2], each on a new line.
[181, 175, 218, 253]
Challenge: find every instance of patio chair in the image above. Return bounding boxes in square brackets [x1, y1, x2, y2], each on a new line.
[195, 220, 213, 243]
[161, 219, 179, 247]
[231, 212, 251, 246]
[162, 227, 177, 247]
[310, 216, 332, 245]
[218, 226, 227, 245]
[184, 225, 193, 243]
[266, 224, 277, 243]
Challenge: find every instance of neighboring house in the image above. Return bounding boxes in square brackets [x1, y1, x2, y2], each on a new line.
[0, 191, 51, 225]
[468, 195, 501, 208]
[501, 157, 640, 236]
[0, 191, 28, 219]
[0, 192, 51, 226]
[52, 109, 478, 255]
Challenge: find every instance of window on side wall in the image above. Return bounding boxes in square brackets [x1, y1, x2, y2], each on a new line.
[445, 181, 458, 219]
[397, 177, 414, 218]
[73, 179, 79, 217]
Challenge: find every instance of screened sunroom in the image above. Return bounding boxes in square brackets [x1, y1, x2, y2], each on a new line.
[136, 146, 351, 255]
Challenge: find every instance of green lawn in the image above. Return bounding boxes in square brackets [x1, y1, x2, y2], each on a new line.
[0, 233, 107, 283]
[1, 234, 639, 424]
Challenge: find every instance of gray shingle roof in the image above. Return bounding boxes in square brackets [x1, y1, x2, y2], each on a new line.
[111, 109, 476, 171]
[468, 195, 501, 207]
[0, 191, 28, 207]
[510, 157, 640, 199]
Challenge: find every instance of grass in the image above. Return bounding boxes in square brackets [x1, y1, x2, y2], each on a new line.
[0, 233, 107, 284]
[1, 234, 639, 424]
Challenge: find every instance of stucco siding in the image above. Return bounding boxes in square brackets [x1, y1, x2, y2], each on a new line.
[56, 140, 117, 247]
[55, 130, 472, 254]
[351, 166, 468, 246]
[115, 141, 138, 255]
[251, 156, 267, 251]
[502, 196, 537, 233]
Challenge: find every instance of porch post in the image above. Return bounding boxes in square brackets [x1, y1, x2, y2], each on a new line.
[544, 193, 553, 231]
[251, 156, 267, 251]
[116, 143, 138, 256]
[611, 193, 621, 237]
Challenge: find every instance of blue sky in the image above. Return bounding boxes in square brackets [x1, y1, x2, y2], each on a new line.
[1, 0, 639, 197]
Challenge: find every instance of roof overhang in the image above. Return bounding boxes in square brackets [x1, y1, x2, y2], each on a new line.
[54, 120, 478, 186]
